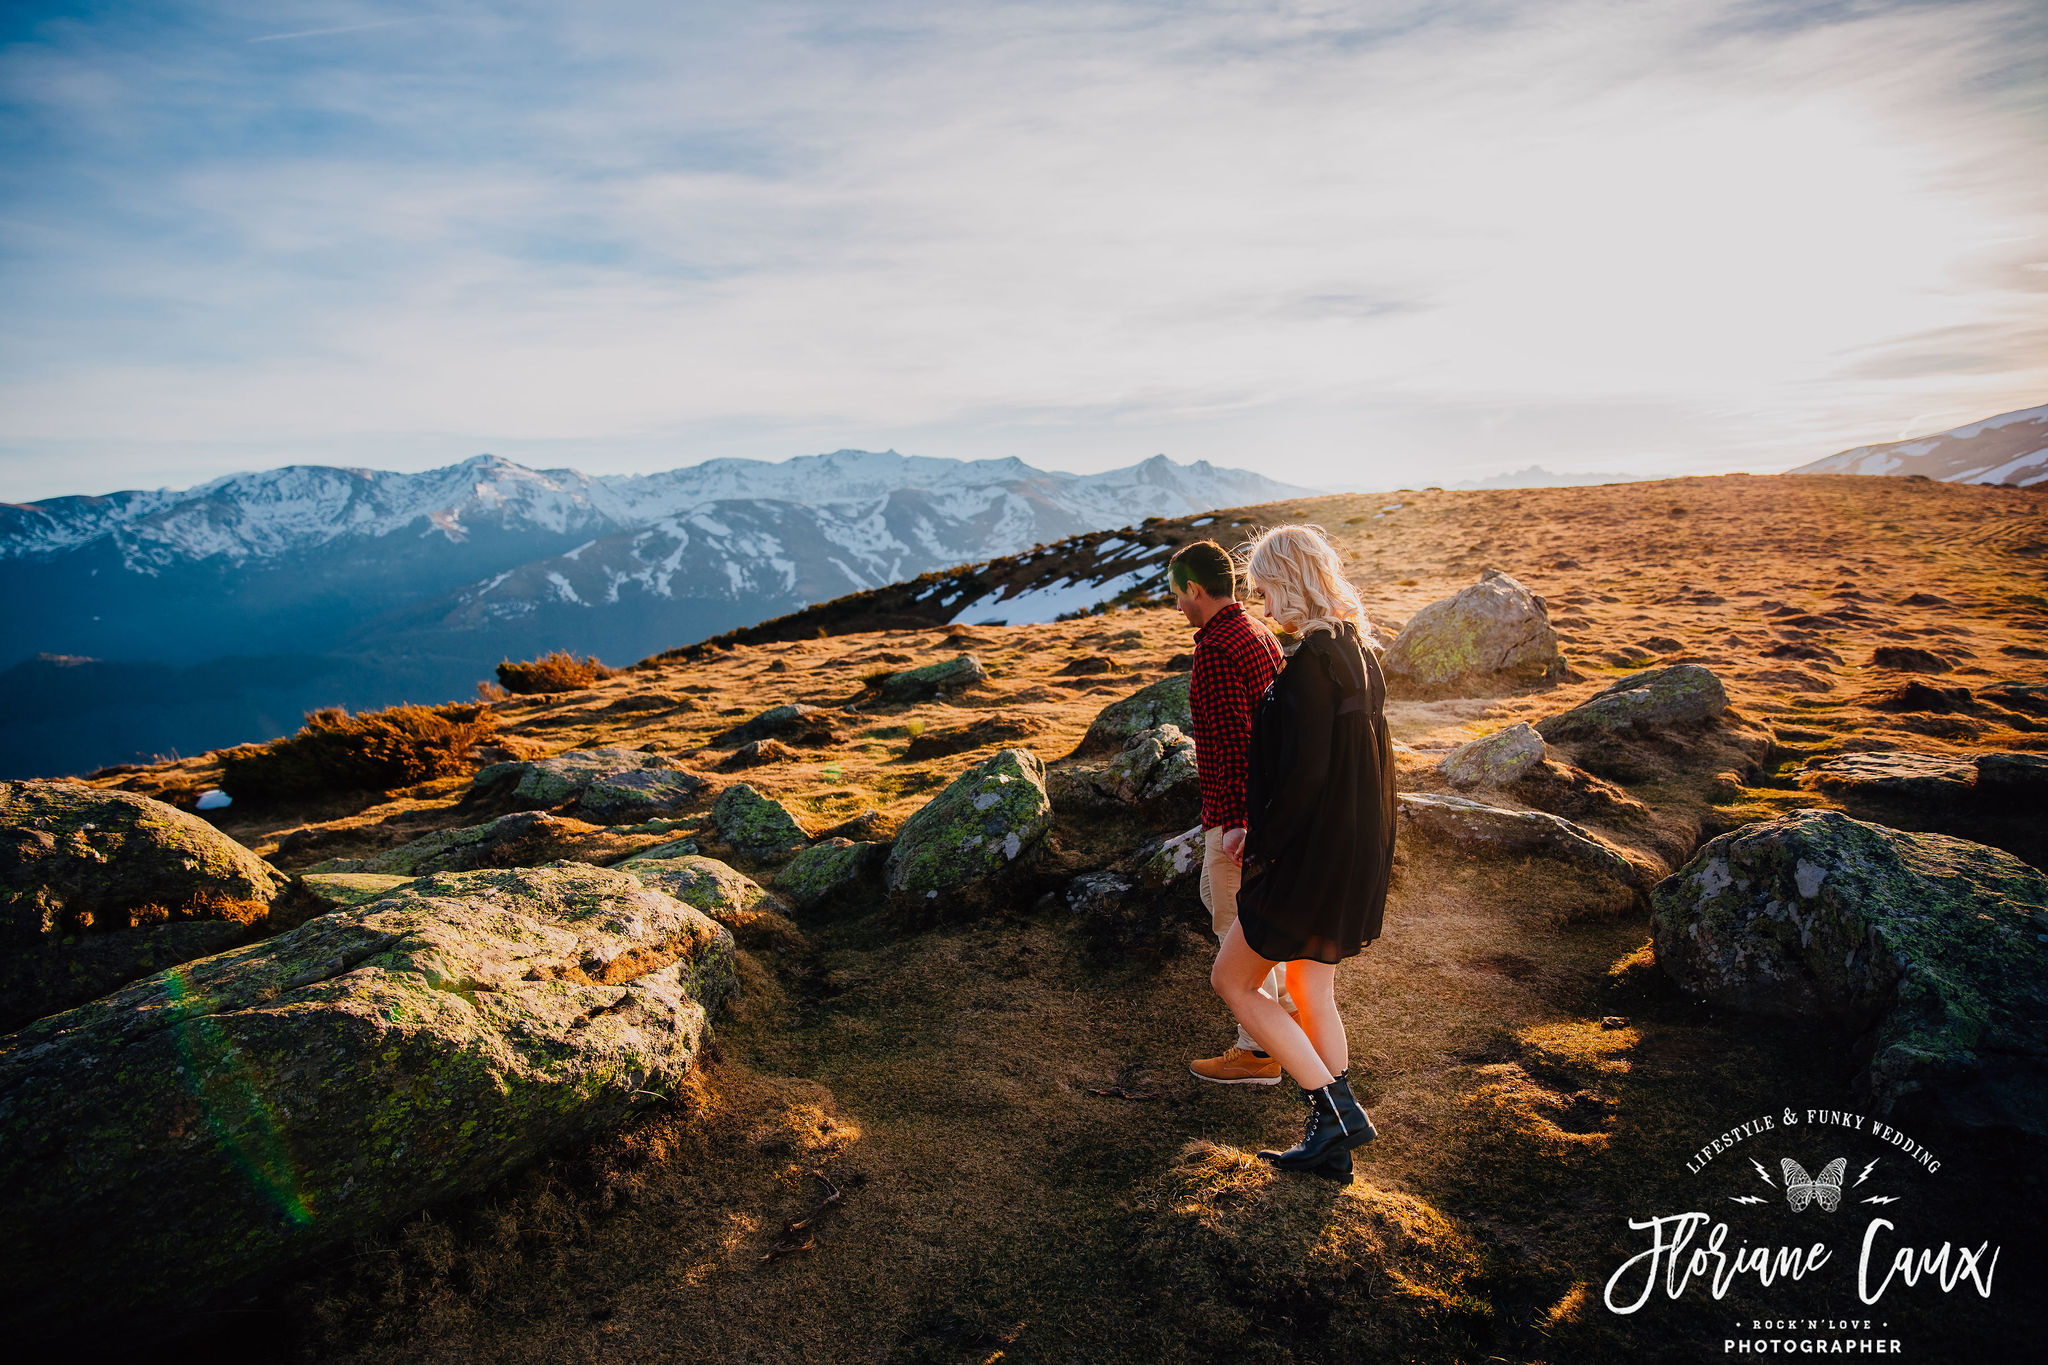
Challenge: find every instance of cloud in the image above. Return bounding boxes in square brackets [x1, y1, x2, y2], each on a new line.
[0, 0, 2044, 500]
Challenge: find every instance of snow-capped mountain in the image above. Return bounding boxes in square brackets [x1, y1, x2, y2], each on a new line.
[1787, 403, 2048, 486]
[0, 449, 1314, 777]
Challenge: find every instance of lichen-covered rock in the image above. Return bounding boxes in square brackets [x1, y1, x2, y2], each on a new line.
[1977, 752, 2048, 805]
[869, 653, 988, 702]
[615, 851, 801, 952]
[711, 704, 840, 749]
[885, 748, 1053, 916]
[0, 780, 287, 1031]
[1075, 674, 1193, 756]
[1382, 569, 1562, 696]
[712, 783, 811, 860]
[719, 738, 801, 770]
[1398, 792, 1652, 914]
[1439, 722, 1546, 788]
[1051, 725, 1201, 827]
[1800, 750, 1977, 803]
[1535, 663, 1729, 741]
[471, 747, 705, 821]
[1650, 811, 2048, 1133]
[320, 811, 583, 877]
[773, 838, 888, 913]
[297, 872, 416, 910]
[0, 862, 735, 1332]
[1066, 829, 1204, 957]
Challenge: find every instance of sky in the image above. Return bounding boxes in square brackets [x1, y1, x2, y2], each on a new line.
[1, 0, 2044, 503]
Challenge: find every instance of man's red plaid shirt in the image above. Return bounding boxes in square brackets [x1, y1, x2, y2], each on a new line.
[1189, 600, 1283, 831]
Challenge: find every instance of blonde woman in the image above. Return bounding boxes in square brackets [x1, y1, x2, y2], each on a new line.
[1209, 523, 1396, 1179]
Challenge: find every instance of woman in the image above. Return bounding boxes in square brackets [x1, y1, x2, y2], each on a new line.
[1209, 523, 1396, 1179]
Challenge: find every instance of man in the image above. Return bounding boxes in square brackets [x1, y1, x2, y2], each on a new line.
[1169, 539, 1297, 1084]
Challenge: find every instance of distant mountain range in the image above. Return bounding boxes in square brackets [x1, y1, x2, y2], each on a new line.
[1788, 403, 2048, 486]
[0, 450, 1313, 777]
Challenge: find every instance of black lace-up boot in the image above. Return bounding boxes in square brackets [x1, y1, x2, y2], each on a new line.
[1258, 1071, 1377, 1172]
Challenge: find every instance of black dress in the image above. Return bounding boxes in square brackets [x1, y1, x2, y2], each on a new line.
[1235, 621, 1396, 963]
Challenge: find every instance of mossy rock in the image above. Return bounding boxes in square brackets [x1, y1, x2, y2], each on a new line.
[1398, 792, 1652, 914]
[711, 704, 839, 749]
[1076, 675, 1192, 756]
[1066, 829, 1204, 959]
[0, 780, 287, 1031]
[296, 872, 417, 910]
[869, 653, 989, 701]
[1650, 810, 2048, 1133]
[1051, 724, 1200, 829]
[0, 862, 735, 1336]
[884, 748, 1053, 917]
[773, 838, 888, 914]
[1439, 722, 1546, 788]
[1382, 569, 1561, 697]
[1799, 750, 1977, 804]
[616, 851, 803, 952]
[1535, 663, 1728, 741]
[471, 748, 705, 821]
[711, 784, 811, 860]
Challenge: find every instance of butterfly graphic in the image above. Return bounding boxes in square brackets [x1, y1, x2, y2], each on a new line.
[1781, 1157, 1847, 1213]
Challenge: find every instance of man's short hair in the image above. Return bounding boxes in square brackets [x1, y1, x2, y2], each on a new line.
[1168, 540, 1235, 598]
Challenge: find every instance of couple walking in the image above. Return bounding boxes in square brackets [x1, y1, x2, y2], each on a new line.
[1170, 524, 1396, 1180]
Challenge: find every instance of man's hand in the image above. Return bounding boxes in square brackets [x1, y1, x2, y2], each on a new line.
[1221, 826, 1246, 865]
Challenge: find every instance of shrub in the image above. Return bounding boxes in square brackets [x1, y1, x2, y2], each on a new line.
[495, 650, 613, 695]
[219, 702, 500, 800]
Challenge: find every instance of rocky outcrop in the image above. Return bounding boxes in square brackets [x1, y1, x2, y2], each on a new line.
[885, 748, 1054, 918]
[1382, 570, 1562, 697]
[0, 781, 288, 1032]
[1074, 674, 1193, 757]
[1050, 724, 1201, 828]
[296, 871, 416, 910]
[1439, 722, 1546, 788]
[615, 851, 802, 952]
[1397, 792, 1653, 914]
[1801, 750, 1977, 802]
[712, 784, 811, 860]
[306, 811, 583, 877]
[0, 862, 735, 1334]
[1650, 811, 2048, 1133]
[1065, 828, 1204, 957]
[905, 712, 1049, 761]
[711, 704, 840, 749]
[471, 747, 706, 821]
[720, 738, 802, 770]
[774, 838, 889, 914]
[867, 654, 989, 702]
[1535, 663, 1728, 741]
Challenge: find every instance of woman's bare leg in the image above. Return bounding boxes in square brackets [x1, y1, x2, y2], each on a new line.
[1285, 958, 1347, 1077]
[1211, 922, 1334, 1089]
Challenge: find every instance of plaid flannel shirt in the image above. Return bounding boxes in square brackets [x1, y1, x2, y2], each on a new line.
[1189, 600, 1283, 831]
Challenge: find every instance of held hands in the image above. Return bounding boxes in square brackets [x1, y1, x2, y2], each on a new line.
[1221, 826, 1247, 866]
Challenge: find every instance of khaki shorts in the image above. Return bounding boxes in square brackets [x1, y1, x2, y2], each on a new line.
[1197, 825, 1243, 938]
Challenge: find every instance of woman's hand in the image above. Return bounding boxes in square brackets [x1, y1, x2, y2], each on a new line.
[1221, 826, 1246, 866]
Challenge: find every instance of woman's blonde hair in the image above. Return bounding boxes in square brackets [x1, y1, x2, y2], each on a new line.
[1239, 524, 1369, 641]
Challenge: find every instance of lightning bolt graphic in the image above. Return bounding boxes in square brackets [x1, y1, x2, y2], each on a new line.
[1862, 1196, 1900, 1205]
[1730, 1195, 1768, 1205]
[1751, 1158, 1776, 1186]
[1854, 1159, 1879, 1187]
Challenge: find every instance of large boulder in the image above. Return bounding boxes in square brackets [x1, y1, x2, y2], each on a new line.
[1398, 792, 1653, 914]
[0, 780, 287, 1032]
[868, 654, 989, 702]
[1650, 810, 2048, 1133]
[471, 748, 705, 821]
[712, 783, 811, 860]
[1075, 674, 1193, 757]
[615, 851, 802, 952]
[1800, 750, 1977, 803]
[1066, 828, 1204, 957]
[310, 811, 580, 876]
[773, 838, 889, 914]
[1381, 569, 1562, 696]
[1050, 724, 1201, 828]
[0, 862, 735, 1335]
[1439, 722, 1546, 788]
[1535, 663, 1728, 742]
[711, 704, 840, 749]
[885, 748, 1054, 918]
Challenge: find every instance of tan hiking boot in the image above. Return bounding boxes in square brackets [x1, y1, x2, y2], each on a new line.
[1190, 1046, 1283, 1085]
